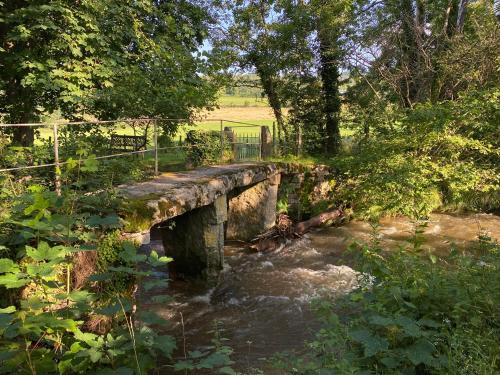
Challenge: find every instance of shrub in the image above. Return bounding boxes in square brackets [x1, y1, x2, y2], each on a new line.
[185, 130, 231, 167]
[333, 89, 500, 219]
[276, 230, 500, 374]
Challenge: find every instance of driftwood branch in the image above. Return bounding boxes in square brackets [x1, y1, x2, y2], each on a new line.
[294, 208, 343, 234]
[249, 208, 344, 252]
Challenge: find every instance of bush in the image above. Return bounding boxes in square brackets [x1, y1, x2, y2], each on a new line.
[0, 181, 175, 373]
[185, 129, 231, 167]
[95, 231, 136, 294]
[333, 89, 500, 219]
[276, 229, 500, 374]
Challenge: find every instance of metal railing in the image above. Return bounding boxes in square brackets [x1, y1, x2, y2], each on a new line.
[0, 118, 275, 194]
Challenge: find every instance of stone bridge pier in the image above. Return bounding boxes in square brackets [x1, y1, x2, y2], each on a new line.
[152, 175, 279, 281]
[120, 164, 280, 281]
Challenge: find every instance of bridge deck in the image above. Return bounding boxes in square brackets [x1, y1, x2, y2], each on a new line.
[119, 163, 278, 228]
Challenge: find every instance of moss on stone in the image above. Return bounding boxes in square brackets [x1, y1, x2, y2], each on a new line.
[158, 199, 185, 219]
[119, 194, 160, 232]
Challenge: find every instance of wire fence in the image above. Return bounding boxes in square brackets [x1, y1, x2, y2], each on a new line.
[0, 118, 277, 194]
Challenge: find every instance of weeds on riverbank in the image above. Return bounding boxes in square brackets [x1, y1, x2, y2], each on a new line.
[275, 225, 500, 374]
[0, 153, 175, 373]
[0, 155, 237, 374]
[332, 89, 499, 219]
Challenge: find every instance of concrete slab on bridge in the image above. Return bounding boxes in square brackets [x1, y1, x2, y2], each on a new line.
[118, 163, 280, 232]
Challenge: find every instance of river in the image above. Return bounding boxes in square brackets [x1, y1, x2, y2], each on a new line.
[146, 213, 500, 373]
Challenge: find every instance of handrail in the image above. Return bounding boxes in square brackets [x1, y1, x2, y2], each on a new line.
[0, 118, 266, 128]
[0, 119, 274, 182]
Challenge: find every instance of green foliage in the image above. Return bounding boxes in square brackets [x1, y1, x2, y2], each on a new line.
[0, 1, 112, 124]
[90, 0, 222, 130]
[174, 321, 236, 374]
[0, 177, 175, 373]
[346, 0, 499, 108]
[95, 231, 135, 294]
[277, 231, 500, 374]
[185, 130, 232, 167]
[0, 240, 174, 374]
[0, 152, 238, 374]
[213, 0, 353, 155]
[0, 0, 222, 145]
[334, 89, 500, 219]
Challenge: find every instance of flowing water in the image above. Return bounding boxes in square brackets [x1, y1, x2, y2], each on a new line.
[145, 213, 500, 373]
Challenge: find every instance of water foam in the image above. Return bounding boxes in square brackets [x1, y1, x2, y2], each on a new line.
[190, 287, 215, 304]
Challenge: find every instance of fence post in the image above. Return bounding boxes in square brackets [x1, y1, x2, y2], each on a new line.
[259, 130, 262, 161]
[53, 124, 61, 196]
[220, 119, 224, 162]
[272, 121, 276, 157]
[154, 120, 159, 175]
[296, 126, 302, 157]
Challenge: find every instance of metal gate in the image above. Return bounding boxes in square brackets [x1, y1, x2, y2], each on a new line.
[233, 133, 261, 161]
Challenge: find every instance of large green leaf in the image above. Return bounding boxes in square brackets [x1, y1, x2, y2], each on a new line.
[147, 250, 172, 267]
[0, 273, 30, 288]
[26, 242, 67, 261]
[0, 306, 16, 314]
[349, 329, 389, 357]
[0, 259, 19, 273]
[405, 339, 435, 366]
[395, 316, 423, 338]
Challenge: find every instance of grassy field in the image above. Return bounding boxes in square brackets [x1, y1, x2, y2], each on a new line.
[217, 95, 269, 107]
[32, 94, 353, 151]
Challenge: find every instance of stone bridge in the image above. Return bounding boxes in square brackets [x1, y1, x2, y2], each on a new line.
[119, 163, 280, 280]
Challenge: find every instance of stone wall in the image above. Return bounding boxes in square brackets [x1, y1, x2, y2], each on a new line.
[278, 164, 335, 221]
[226, 173, 280, 241]
[156, 195, 227, 282]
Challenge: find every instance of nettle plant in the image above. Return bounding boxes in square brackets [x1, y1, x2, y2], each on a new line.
[275, 224, 500, 374]
[0, 153, 236, 374]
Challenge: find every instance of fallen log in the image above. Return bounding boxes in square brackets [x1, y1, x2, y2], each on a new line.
[249, 208, 344, 252]
[294, 208, 343, 235]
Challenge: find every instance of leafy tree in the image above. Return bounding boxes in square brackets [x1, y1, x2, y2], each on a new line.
[312, 0, 354, 154]
[346, 0, 499, 108]
[0, 0, 220, 145]
[90, 0, 221, 135]
[212, 0, 290, 147]
[0, 1, 113, 145]
[212, 0, 353, 155]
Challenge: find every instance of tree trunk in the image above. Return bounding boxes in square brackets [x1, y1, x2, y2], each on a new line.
[363, 121, 370, 139]
[3, 74, 37, 146]
[9, 97, 36, 147]
[253, 57, 288, 151]
[318, 28, 341, 155]
[294, 122, 302, 156]
[399, 0, 420, 107]
[249, 209, 344, 252]
[293, 208, 343, 234]
[456, 0, 469, 32]
[12, 126, 35, 147]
